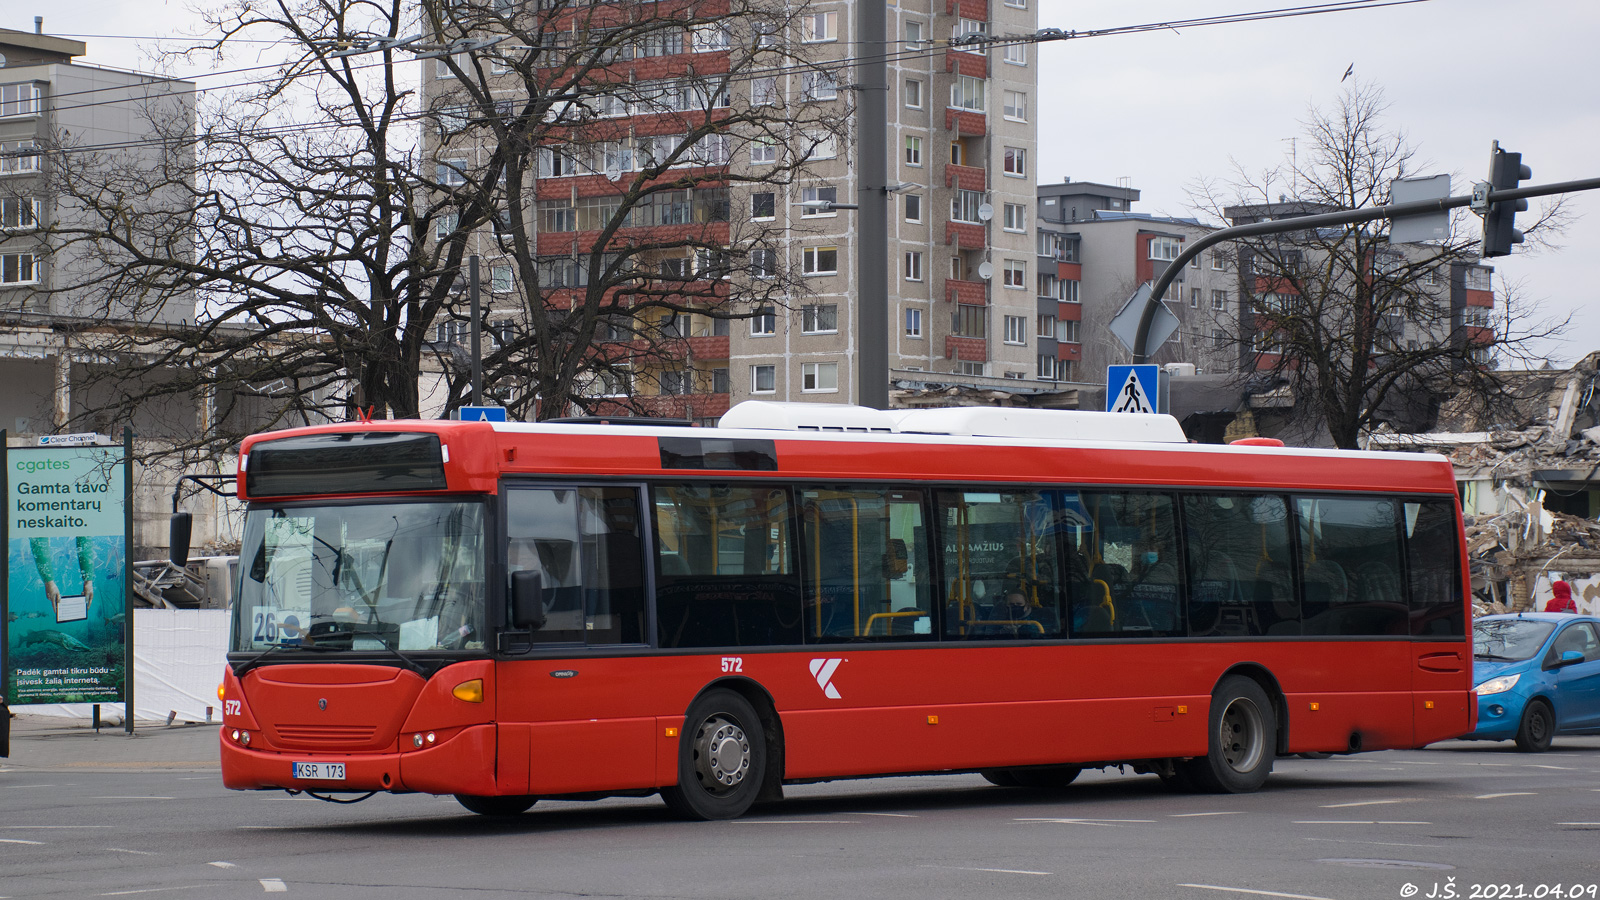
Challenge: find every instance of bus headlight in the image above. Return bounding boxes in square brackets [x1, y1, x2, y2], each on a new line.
[1475, 674, 1520, 696]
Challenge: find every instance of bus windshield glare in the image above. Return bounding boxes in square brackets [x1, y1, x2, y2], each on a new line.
[233, 500, 486, 653]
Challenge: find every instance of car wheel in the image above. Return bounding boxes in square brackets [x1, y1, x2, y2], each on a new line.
[1183, 674, 1277, 793]
[1514, 700, 1554, 753]
[661, 689, 767, 820]
[455, 794, 537, 816]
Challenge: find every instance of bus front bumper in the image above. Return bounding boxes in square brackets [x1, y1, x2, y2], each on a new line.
[219, 723, 497, 796]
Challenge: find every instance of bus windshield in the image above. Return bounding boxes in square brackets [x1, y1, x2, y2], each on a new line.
[233, 500, 487, 653]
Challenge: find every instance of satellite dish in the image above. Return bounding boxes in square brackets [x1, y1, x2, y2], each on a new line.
[976, 203, 994, 221]
[977, 261, 994, 280]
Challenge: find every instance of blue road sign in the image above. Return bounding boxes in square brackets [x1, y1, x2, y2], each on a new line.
[459, 406, 508, 422]
[1106, 365, 1159, 414]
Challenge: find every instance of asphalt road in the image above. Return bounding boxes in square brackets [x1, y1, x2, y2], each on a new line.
[5, 717, 1600, 899]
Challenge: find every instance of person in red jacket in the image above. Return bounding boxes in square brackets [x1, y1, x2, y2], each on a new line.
[1545, 580, 1578, 613]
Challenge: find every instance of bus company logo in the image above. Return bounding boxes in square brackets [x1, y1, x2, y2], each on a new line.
[808, 658, 844, 699]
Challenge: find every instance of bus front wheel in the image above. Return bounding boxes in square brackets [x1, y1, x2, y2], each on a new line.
[662, 689, 767, 820]
[1182, 675, 1276, 793]
[455, 794, 537, 816]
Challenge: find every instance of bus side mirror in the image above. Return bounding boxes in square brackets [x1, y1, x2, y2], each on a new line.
[170, 512, 193, 568]
[510, 570, 546, 631]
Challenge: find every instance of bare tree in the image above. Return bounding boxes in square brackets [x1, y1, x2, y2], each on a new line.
[40, 0, 846, 464]
[1187, 82, 1568, 449]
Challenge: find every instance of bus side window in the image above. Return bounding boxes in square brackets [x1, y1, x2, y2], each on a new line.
[1073, 491, 1181, 638]
[505, 486, 647, 646]
[1296, 496, 1406, 636]
[1182, 494, 1295, 637]
[800, 488, 932, 641]
[937, 489, 1064, 639]
[1404, 498, 1465, 637]
[652, 484, 802, 648]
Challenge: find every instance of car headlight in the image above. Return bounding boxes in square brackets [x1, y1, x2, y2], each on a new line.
[1475, 673, 1521, 696]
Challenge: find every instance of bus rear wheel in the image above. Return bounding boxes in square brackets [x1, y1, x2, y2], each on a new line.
[1182, 675, 1276, 794]
[455, 794, 537, 816]
[661, 689, 767, 820]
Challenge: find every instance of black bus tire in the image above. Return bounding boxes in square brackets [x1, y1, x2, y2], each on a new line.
[455, 794, 537, 816]
[1183, 674, 1277, 794]
[661, 689, 767, 820]
[1011, 766, 1082, 789]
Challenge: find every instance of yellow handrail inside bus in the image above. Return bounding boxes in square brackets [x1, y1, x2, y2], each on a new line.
[965, 618, 1047, 634]
[863, 610, 926, 636]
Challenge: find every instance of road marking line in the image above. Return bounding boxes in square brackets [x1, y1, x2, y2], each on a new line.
[3, 785, 56, 789]
[860, 813, 918, 818]
[260, 879, 288, 892]
[92, 797, 175, 801]
[1015, 818, 1155, 826]
[100, 888, 209, 897]
[207, 862, 237, 869]
[922, 865, 1052, 876]
[1304, 837, 1442, 849]
[1179, 884, 1338, 900]
[107, 848, 158, 855]
[1320, 799, 1412, 808]
[1557, 822, 1600, 826]
[0, 839, 44, 845]
[1476, 792, 1536, 799]
[1527, 764, 1576, 770]
[732, 820, 859, 825]
[4, 825, 112, 828]
[1171, 812, 1245, 817]
[1293, 821, 1431, 825]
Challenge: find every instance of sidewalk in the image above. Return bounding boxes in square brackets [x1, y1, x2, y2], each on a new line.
[1, 712, 221, 772]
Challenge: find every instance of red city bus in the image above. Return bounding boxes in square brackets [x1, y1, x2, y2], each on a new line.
[215, 402, 1473, 819]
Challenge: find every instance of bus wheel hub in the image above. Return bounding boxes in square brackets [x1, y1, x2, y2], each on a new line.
[702, 719, 749, 788]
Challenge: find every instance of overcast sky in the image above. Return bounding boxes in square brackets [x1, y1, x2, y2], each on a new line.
[1037, 0, 1600, 366]
[18, 0, 1598, 365]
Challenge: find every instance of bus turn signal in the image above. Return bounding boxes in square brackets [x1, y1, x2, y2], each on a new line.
[452, 679, 485, 703]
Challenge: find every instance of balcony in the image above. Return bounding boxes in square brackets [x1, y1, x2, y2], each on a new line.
[944, 108, 986, 136]
[944, 163, 985, 191]
[945, 335, 987, 362]
[947, 0, 987, 18]
[687, 335, 730, 359]
[945, 278, 986, 304]
[944, 48, 987, 78]
[1057, 343, 1082, 362]
[945, 221, 985, 249]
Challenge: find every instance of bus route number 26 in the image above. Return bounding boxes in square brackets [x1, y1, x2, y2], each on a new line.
[721, 657, 743, 673]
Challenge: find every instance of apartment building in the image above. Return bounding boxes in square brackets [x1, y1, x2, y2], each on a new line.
[0, 26, 194, 436]
[420, 0, 1042, 419]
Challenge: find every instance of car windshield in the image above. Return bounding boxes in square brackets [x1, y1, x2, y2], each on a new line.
[233, 500, 486, 653]
[1473, 618, 1556, 661]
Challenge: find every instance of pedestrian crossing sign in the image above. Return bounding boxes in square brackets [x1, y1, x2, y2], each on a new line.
[1106, 365, 1159, 414]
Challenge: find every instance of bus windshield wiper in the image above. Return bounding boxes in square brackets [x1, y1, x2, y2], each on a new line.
[307, 629, 428, 675]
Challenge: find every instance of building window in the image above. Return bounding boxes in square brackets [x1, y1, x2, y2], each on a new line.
[750, 248, 777, 279]
[904, 136, 923, 166]
[801, 186, 837, 217]
[1423, 269, 1440, 287]
[802, 71, 838, 101]
[1002, 203, 1026, 233]
[750, 138, 778, 165]
[1466, 268, 1491, 290]
[802, 362, 838, 393]
[1037, 354, 1057, 380]
[801, 131, 838, 160]
[949, 75, 985, 112]
[1189, 287, 1200, 308]
[1212, 253, 1226, 270]
[802, 246, 839, 275]
[1063, 279, 1080, 303]
[904, 78, 922, 109]
[1003, 315, 1026, 345]
[751, 77, 778, 106]
[905, 307, 923, 338]
[0, 140, 39, 175]
[959, 362, 986, 377]
[954, 303, 986, 338]
[905, 20, 924, 49]
[1002, 259, 1026, 289]
[953, 18, 985, 50]
[491, 265, 513, 294]
[1061, 319, 1080, 343]
[905, 193, 923, 223]
[801, 304, 838, 334]
[712, 367, 730, 394]
[802, 11, 838, 42]
[1004, 0, 1026, 7]
[1212, 328, 1228, 349]
[1002, 42, 1026, 65]
[660, 370, 695, 396]
[0, 83, 42, 118]
[951, 189, 983, 223]
[751, 306, 776, 336]
[751, 364, 777, 393]
[1, 252, 38, 285]
[904, 251, 923, 282]
[1212, 289, 1227, 310]
[1002, 147, 1026, 177]
[0, 197, 40, 229]
[1059, 359, 1077, 381]
[437, 159, 468, 186]
[751, 192, 776, 220]
[692, 24, 730, 51]
[1149, 236, 1181, 261]
[1002, 90, 1027, 121]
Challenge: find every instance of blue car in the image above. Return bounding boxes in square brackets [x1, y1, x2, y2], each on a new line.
[1467, 612, 1600, 752]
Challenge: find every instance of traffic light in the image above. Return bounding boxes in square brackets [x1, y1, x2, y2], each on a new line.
[1481, 141, 1531, 258]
